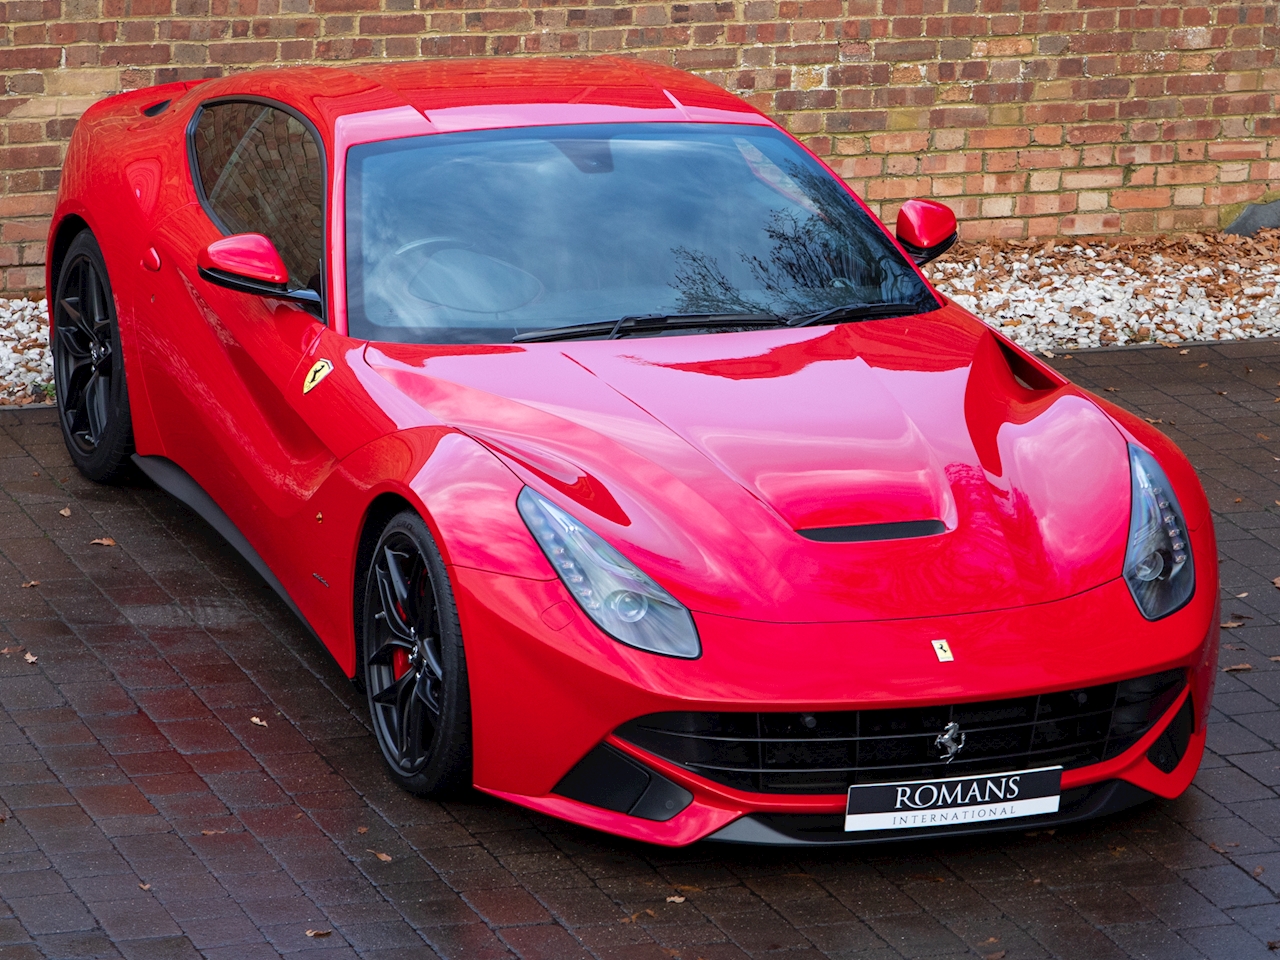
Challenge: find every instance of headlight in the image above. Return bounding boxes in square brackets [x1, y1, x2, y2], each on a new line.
[1123, 444, 1194, 620]
[517, 488, 701, 659]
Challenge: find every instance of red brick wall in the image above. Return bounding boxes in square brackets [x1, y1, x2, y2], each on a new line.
[1, 0, 1277, 296]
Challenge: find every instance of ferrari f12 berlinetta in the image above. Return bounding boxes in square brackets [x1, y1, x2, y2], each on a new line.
[48, 56, 1217, 845]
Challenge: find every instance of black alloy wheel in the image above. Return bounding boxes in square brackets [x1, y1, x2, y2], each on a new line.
[52, 232, 134, 482]
[362, 511, 471, 795]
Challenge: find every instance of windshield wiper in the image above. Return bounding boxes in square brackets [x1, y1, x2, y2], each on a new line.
[513, 312, 788, 343]
[786, 301, 923, 328]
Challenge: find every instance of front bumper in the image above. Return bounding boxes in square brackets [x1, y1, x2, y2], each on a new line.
[453, 559, 1218, 847]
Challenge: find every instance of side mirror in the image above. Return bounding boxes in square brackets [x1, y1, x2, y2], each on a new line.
[197, 233, 321, 312]
[895, 199, 958, 266]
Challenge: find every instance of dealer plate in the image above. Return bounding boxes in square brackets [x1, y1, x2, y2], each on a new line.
[845, 766, 1062, 833]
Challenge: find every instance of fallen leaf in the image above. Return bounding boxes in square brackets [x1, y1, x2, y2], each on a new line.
[1104, 386, 1118, 392]
[1222, 621, 1246, 629]
[0, 646, 23, 656]
[1262, 434, 1273, 441]
[1030, 877, 1042, 884]
[1236, 498, 1244, 503]
[305, 929, 332, 938]
[666, 895, 686, 903]
[19, 581, 37, 588]
[293, 812, 303, 819]
[200, 829, 226, 836]
[674, 884, 704, 893]
[1199, 363, 1209, 368]
[1218, 390, 1229, 396]
[138, 883, 150, 891]
[983, 938, 1001, 945]
[1232, 613, 1254, 619]
[1223, 663, 1253, 672]
[1268, 939, 1279, 951]
[1041, 350, 1054, 358]
[1179, 349, 1189, 355]
[621, 912, 640, 923]
[646, 909, 656, 917]
[986, 952, 1007, 960]
[30, 471, 38, 477]
[357, 826, 368, 834]
[1210, 842, 1226, 853]
[1255, 865, 1266, 877]
[58, 507, 70, 517]
[250, 716, 267, 727]
[1062, 354, 1072, 359]
[59, 477, 68, 483]
[1225, 644, 1246, 651]
[23, 653, 36, 664]
[367, 849, 392, 862]
[1273, 577, 1280, 589]
[1143, 417, 1163, 424]
[1237, 592, 1250, 598]
[89, 537, 116, 547]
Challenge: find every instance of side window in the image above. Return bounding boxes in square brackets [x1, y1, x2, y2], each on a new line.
[191, 101, 324, 293]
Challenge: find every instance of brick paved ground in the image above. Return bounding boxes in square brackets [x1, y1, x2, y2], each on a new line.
[0, 341, 1279, 960]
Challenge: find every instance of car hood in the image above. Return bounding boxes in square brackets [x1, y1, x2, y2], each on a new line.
[362, 304, 1132, 623]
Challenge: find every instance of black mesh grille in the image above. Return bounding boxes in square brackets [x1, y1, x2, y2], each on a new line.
[616, 669, 1185, 794]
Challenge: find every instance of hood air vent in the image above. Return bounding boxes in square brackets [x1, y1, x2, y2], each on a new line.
[797, 519, 946, 543]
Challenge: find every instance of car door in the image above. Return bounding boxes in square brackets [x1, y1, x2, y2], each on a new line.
[141, 98, 337, 609]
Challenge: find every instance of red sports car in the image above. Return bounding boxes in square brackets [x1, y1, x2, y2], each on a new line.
[47, 56, 1217, 846]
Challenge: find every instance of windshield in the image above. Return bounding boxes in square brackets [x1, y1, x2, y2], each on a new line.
[345, 123, 936, 343]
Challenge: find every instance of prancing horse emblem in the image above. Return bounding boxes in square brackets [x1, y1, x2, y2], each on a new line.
[303, 358, 333, 394]
[934, 721, 965, 763]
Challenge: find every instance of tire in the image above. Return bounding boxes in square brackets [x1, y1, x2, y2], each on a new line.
[51, 231, 135, 483]
[360, 510, 472, 796]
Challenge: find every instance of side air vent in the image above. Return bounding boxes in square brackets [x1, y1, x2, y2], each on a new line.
[554, 744, 693, 822]
[142, 99, 172, 117]
[797, 519, 946, 543]
[997, 340, 1061, 391]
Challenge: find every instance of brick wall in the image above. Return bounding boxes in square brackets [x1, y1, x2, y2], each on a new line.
[1, 0, 1277, 296]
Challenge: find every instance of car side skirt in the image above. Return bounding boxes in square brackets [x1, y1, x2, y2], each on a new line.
[132, 453, 320, 642]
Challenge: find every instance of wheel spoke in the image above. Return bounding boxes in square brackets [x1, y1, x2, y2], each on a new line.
[371, 665, 416, 709]
[83, 370, 108, 446]
[414, 668, 441, 723]
[375, 567, 416, 641]
[365, 634, 414, 668]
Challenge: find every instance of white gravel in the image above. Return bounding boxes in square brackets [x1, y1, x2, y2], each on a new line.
[3, 230, 1279, 401]
[925, 230, 1280, 355]
[0, 298, 53, 407]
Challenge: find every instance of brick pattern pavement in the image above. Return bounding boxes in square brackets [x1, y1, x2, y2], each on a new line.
[0, 342, 1277, 958]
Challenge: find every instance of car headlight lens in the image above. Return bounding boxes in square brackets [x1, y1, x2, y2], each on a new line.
[517, 488, 701, 658]
[1123, 444, 1194, 620]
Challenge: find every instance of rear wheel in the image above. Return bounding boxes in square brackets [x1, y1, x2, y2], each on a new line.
[361, 510, 472, 796]
[52, 231, 134, 483]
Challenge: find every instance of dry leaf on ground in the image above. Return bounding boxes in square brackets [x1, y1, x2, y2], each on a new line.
[138, 883, 150, 891]
[1224, 663, 1253, 672]
[666, 895, 686, 903]
[1255, 866, 1266, 877]
[0, 646, 23, 656]
[58, 507, 70, 517]
[305, 930, 332, 938]
[89, 537, 116, 547]
[23, 653, 36, 664]
[19, 581, 37, 588]
[1222, 621, 1246, 629]
[250, 716, 267, 727]
[367, 849, 392, 862]
[357, 826, 368, 834]
[200, 829, 226, 836]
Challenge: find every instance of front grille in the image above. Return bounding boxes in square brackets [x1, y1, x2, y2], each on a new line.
[616, 669, 1185, 794]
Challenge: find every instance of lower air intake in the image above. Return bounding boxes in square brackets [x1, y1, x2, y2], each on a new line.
[616, 669, 1185, 794]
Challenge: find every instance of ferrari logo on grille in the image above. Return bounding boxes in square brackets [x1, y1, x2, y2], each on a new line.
[934, 721, 966, 762]
[303, 358, 333, 394]
[931, 639, 954, 662]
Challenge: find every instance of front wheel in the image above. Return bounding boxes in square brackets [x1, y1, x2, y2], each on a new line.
[52, 231, 135, 483]
[361, 510, 472, 796]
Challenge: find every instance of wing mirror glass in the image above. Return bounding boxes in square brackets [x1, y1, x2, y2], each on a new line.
[197, 233, 321, 312]
[895, 199, 958, 266]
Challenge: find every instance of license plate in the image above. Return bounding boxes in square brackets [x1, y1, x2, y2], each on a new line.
[845, 766, 1062, 833]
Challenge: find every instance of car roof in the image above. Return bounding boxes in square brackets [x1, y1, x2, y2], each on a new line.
[190, 56, 767, 134]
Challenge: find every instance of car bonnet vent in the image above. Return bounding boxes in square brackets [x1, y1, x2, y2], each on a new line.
[797, 519, 946, 543]
[142, 99, 172, 117]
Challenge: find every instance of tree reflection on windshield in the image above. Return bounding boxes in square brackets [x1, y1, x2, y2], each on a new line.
[672, 163, 920, 318]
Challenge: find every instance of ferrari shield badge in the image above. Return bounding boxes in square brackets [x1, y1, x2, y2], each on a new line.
[303, 358, 333, 394]
[931, 639, 954, 662]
